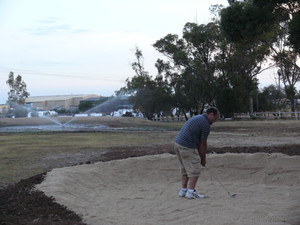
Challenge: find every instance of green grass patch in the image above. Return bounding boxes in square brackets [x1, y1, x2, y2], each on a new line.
[0, 131, 177, 187]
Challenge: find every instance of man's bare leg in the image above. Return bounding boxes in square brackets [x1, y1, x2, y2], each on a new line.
[182, 175, 189, 188]
[188, 176, 198, 189]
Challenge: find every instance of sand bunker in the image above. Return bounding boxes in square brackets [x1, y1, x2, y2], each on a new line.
[36, 153, 300, 225]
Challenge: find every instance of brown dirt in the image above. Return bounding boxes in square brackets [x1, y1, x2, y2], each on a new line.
[1, 143, 300, 225]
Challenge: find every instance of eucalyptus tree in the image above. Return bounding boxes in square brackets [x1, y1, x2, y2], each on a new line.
[289, 10, 300, 53]
[153, 5, 270, 117]
[257, 84, 286, 111]
[6, 71, 30, 117]
[153, 22, 221, 117]
[221, 0, 300, 112]
[6, 71, 30, 105]
[117, 47, 173, 120]
[276, 51, 300, 111]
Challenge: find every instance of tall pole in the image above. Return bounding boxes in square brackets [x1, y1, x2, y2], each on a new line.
[278, 71, 281, 117]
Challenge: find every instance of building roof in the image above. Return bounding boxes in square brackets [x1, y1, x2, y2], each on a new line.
[26, 94, 100, 103]
[0, 104, 8, 109]
[80, 97, 101, 102]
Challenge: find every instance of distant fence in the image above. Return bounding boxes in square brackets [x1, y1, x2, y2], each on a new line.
[152, 116, 186, 122]
[152, 111, 300, 122]
[234, 111, 300, 120]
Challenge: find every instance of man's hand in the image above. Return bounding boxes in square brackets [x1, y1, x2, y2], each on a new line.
[201, 158, 206, 167]
[198, 140, 207, 167]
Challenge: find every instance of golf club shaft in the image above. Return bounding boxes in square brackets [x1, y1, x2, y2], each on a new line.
[206, 167, 232, 196]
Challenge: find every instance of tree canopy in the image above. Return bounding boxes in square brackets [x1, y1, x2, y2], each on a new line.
[221, 0, 300, 111]
[116, 47, 173, 120]
[6, 71, 30, 105]
[118, 2, 299, 120]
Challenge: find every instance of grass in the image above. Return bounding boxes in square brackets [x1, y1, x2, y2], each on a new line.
[0, 130, 178, 186]
[0, 116, 184, 129]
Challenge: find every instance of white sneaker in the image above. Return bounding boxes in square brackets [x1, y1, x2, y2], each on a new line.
[185, 190, 205, 199]
[178, 189, 187, 197]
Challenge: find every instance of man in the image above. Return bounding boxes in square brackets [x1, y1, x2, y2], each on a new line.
[174, 107, 220, 199]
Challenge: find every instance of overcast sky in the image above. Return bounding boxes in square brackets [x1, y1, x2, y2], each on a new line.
[0, 0, 287, 104]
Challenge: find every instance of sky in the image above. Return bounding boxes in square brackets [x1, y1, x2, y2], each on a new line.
[0, 0, 290, 105]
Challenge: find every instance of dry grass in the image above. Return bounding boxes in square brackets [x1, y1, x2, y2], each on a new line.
[213, 119, 300, 137]
[0, 121, 178, 186]
[0, 116, 184, 129]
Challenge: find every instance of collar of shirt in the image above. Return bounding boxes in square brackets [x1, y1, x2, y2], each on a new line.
[203, 114, 211, 125]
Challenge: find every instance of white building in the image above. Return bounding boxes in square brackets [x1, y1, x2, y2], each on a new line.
[26, 94, 100, 110]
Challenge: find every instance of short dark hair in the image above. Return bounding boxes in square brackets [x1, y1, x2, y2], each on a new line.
[206, 107, 219, 115]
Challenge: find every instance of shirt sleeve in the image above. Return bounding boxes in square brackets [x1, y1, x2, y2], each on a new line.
[200, 127, 210, 140]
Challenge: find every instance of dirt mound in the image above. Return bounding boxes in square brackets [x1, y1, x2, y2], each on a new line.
[0, 174, 85, 225]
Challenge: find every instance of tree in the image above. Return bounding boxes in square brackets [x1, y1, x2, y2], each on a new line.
[220, 0, 300, 97]
[117, 47, 173, 120]
[220, 1, 274, 43]
[214, 35, 270, 114]
[6, 71, 30, 105]
[215, 87, 239, 117]
[153, 22, 221, 117]
[296, 89, 300, 111]
[221, 0, 300, 50]
[256, 85, 286, 111]
[276, 51, 300, 111]
[85, 97, 124, 114]
[78, 101, 93, 112]
[288, 11, 300, 53]
[154, 6, 270, 117]
[6, 72, 30, 117]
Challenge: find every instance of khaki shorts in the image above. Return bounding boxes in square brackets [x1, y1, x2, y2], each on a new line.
[174, 142, 201, 177]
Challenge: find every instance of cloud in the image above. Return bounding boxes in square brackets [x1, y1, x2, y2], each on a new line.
[25, 24, 70, 35]
[72, 29, 92, 34]
[25, 16, 91, 35]
[38, 17, 57, 24]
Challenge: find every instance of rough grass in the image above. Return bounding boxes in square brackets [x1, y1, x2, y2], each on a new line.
[0, 130, 178, 186]
[0, 116, 184, 129]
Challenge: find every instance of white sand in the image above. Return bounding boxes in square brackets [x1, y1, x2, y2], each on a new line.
[36, 153, 300, 225]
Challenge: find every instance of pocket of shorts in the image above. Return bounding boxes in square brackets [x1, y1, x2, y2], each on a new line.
[180, 149, 189, 158]
[190, 160, 201, 175]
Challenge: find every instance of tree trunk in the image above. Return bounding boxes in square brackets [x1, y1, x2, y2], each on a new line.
[249, 97, 253, 115]
[290, 98, 295, 112]
[183, 110, 188, 121]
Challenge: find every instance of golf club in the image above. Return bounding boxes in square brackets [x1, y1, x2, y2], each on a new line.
[206, 167, 237, 198]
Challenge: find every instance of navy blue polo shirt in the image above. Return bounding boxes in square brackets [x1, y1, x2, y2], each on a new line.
[175, 114, 211, 149]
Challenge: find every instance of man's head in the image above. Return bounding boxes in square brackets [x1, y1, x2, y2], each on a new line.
[205, 107, 220, 124]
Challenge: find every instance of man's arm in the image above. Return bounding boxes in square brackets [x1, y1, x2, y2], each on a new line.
[197, 140, 207, 167]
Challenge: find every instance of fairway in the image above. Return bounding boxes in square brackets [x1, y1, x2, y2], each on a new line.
[0, 130, 177, 186]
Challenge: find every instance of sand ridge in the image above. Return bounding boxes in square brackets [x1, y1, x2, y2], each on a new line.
[36, 153, 300, 225]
